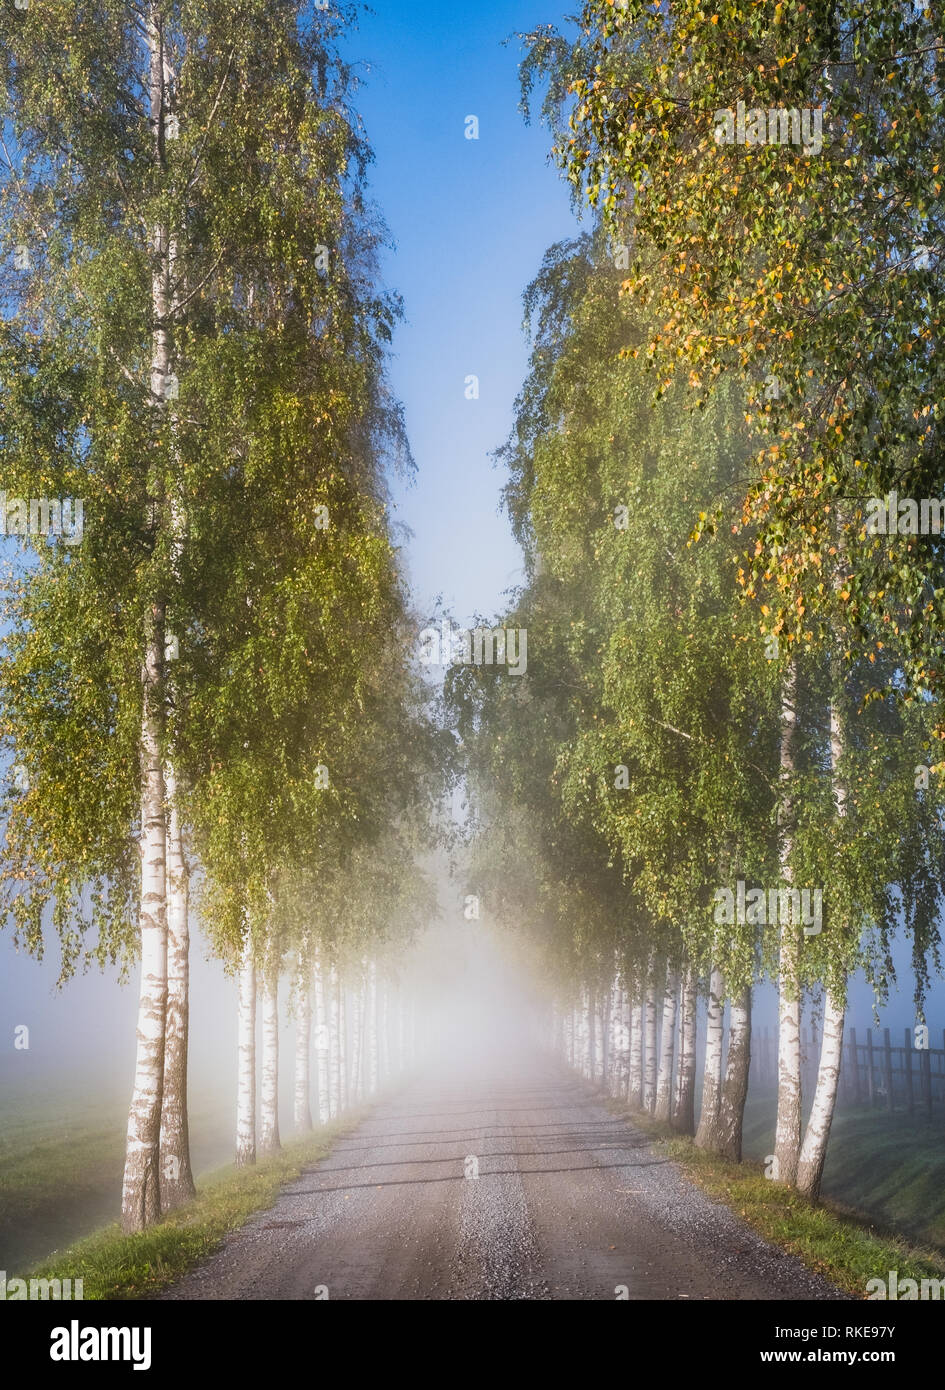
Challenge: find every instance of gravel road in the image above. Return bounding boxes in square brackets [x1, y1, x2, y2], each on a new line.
[163, 1053, 848, 1301]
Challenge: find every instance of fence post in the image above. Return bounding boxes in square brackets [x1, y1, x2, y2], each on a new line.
[849, 1027, 861, 1105]
[922, 1038, 933, 1122]
[883, 1027, 894, 1111]
[905, 1027, 914, 1116]
[866, 1030, 875, 1107]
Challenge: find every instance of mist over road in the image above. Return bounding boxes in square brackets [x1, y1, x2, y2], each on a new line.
[163, 1053, 846, 1302]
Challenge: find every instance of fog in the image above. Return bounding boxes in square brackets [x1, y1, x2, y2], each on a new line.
[2, 902, 937, 1109]
[2, 851, 943, 1274]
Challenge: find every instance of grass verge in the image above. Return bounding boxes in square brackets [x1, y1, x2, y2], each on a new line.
[26, 1114, 362, 1300]
[607, 1098, 945, 1297]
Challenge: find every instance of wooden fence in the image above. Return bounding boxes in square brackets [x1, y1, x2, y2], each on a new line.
[749, 1025, 945, 1118]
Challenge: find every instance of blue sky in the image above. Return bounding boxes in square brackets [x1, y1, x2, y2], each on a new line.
[340, 1, 579, 625]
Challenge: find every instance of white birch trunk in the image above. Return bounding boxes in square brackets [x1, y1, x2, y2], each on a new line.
[643, 965, 658, 1112]
[694, 966, 724, 1149]
[314, 955, 329, 1124]
[797, 992, 844, 1197]
[121, 7, 173, 1234]
[599, 986, 610, 1088]
[339, 979, 348, 1110]
[672, 963, 697, 1134]
[294, 955, 313, 1132]
[611, 984, 627, 1094]
[155, 33, 189, 1214]
[260, 965, 280, 1155]
[159, 761, 195, 1210]
[797, 699, 847, 1197]
[121, 602, 168, 1233]
[718, 986, 752, 1160]
[620, 986, 631, 1097]
[235, 934, 256, 1167]
[654, 964, 679, 1121]
[775, 661, 802, 1185]
[328, 964, 340, 1119]
[377, 974, 388, 1084]
[629, 996, 643, 1105]
[367, 961, 379, 1094]
[349, 973, 365, 1104]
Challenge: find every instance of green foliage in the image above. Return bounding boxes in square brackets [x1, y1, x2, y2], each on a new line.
[0, 1, 444, 978]
[521, 2, 945, 702]
[453, 215, 945, 1011]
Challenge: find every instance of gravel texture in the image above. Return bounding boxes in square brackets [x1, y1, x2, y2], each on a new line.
[163, 1053, 849, 1302]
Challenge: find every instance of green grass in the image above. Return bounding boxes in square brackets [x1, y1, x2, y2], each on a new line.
[608, 1098, 945, 1297]
[740, 1093, 945, 1252]
[26, 1116, 361, 1301]
[0, 1089, 129, 1270]
[0, 1082, 236, 1270]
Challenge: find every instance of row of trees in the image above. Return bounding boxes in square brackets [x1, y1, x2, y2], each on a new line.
[235, 943, 424, 1167]
[0, 1, 446, 1233]
[450, 2, 945, 1200]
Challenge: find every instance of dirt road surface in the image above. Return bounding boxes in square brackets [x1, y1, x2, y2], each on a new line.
[163, 1054, 847, 1301]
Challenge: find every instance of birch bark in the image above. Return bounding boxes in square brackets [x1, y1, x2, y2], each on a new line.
[159, 761, 195, 1208]
[643, 964, 658, 1112]
[367, 961, 379, 1095]
[797, 700, 847, 1197]
[774, 661, 802, 1186]
[294, 954, 313, 1132]
[694, 966, 724, 1150]
[654, 963, 679, 1121]
[235, 934, 256, 1167]
[314, 954, 329, 1123]
[717, 987, 752, 1160]
[121, 3, 172, 1234]
[672, 963, 697, 1134]
[338, 978, 348, 1111]
[629, 994, 643, 1106]
[260, 964, 281, 1154]
[328, 964, 340, 1118]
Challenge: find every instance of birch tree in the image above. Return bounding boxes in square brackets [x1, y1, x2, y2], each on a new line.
[294, 949, 314, 1134]
[235, 932, 257, 1168]
[0, 0, 423, 1229]
[652, 963, 678, 1121]
[672, 964, 697, 1134]
[259, 952, 281, 1156]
